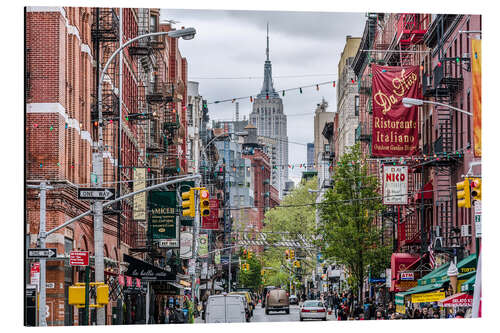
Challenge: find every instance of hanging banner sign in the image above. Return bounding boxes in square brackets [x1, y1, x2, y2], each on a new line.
[136, 278, 141, 288]
[126, 276, 133, 287]
[198, 234, 209, 258]
[214, 250, 221, 265]
[202, 199, 219, 230]
[133, 168, 147, 220]
[383, 166, 408, 204]
[148, 191, 179, 246]
[372, 65, 420, 157]
[472, 39, 481, 158]
[180, 232, 193, 259]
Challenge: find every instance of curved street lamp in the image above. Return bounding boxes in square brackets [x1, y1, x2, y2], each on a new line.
[93, 27, 196, 325]
[402, 97, 472, 116]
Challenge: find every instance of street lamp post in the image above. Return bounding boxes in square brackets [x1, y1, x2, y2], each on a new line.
[94, 28, 195, 325]
[402, 97, 472, 116]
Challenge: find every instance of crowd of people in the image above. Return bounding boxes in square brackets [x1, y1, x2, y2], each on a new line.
[298, 290, 467, 321]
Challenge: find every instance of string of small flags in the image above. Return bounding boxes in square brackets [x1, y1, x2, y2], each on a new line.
[208, 80, 337, 105]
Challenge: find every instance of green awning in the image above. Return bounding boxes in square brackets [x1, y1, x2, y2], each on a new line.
[418, 254, 477, 286]
[405, 283, 445, 295]
[418, 262, 450, 286]
[461, 275, 476, 292]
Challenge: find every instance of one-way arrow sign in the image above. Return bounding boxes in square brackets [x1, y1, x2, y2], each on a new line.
[28, 248, 57, 259]
[78, 188, 116, 201]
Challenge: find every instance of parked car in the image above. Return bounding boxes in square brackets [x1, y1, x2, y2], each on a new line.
[261, 286, 276, 308]
[229, 292, 253, 321]
[205, 294, 246, 323]
[299, 300, 327, 321]
[289, 294, 299, 305]
[265, 288, 290, 314]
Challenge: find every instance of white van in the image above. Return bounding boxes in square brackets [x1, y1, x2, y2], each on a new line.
[205, 294, 246, 323]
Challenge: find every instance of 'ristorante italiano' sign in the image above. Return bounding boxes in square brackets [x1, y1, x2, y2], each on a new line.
[372, 65, 421, 157]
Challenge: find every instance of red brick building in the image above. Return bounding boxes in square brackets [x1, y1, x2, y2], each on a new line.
[25, 7, 188, 326]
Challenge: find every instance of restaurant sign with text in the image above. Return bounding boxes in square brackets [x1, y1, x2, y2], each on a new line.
[148, 191, 179, 247]
[372, 65, 421, 157]
[383, 166, 408, 205]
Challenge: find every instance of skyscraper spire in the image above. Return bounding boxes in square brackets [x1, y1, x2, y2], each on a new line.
[258, 23, 278, 98]
[266, 22, 269, 61]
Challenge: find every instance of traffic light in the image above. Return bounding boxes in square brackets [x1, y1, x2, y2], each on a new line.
[200, 188, 210, 217]
[242, 249, 247, 257]
[247, 251, 252, 259]
[182, 189, 195, 217]
[456, 178, 471, 208]
[290, 250, 295, 260]
[470, 178, 481, 202]
[285, 250, 289, 260]
[242, 263, 249, 271]
[293, 260, 300, 268]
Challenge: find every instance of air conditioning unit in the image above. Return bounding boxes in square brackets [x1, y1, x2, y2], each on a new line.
[461, 225, 472, 237]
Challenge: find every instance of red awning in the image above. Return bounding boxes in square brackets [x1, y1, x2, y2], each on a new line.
[398, 253, 427, 279]
[438, 293, 473, 308]
[391, 253, 420, 292]
[414, 181, 433, 201]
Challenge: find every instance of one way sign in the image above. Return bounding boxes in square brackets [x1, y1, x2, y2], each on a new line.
[28, 248, 57, 259]
[78, 188, 115, 201]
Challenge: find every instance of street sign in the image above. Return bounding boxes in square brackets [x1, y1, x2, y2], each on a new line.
[28, 248, 57, 259]
[158, 239, 178, 248]
[69, 251, 89, 266]
[78, 188, 115, 200]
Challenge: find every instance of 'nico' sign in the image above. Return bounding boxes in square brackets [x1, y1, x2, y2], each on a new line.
[383, 165, 408, 205]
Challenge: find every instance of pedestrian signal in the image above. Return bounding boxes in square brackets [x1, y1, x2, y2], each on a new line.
[182, 189, 195, 217]
[200, 188, 210, 217]
[456, 179, 471, 208]
[470, 178, 481, 201]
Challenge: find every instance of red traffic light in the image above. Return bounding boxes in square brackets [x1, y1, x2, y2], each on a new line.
[200, 190, 209, 199]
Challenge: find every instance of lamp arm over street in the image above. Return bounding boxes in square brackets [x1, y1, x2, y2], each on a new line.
[402, 97, 472, 116]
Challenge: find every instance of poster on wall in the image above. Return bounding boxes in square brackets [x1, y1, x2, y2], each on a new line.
[148, 191, 179, 247]
[180, 232, 193, 259]
[371, 65, 421, 157]
[472, 39, 481, 157]
[383, 165, 408, 205]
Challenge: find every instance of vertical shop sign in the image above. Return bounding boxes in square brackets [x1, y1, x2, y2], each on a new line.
[372, 65, 420, 157]
[472, 39, 482, 157]
[383, 165, 408, 204]
[202, 199, 219, 230]
[133, 168, 146, 220]
[149, 191, 179, 246]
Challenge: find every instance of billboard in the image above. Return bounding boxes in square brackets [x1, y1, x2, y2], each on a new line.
[383, 165, 408, 205]
[472, 39, 481, 157]
[148, 191, 179, 247]
[133, 168, 146, 220]
[372, 65, 420, 157]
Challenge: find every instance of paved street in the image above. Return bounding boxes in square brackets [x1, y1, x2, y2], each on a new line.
[196, 304, 336, 324]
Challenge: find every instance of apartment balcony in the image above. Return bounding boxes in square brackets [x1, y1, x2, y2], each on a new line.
[91, 89, 119, 121]
[147, 81, 175, 104]
[433, 58, 464, 93]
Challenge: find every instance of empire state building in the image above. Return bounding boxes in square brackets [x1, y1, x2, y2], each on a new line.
[250, 24, 288, 198]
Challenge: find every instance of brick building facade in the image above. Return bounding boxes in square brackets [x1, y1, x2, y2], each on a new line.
[25, 7, 189, 326]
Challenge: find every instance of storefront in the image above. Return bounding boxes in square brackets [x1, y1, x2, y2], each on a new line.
[123, 254, 178, 324]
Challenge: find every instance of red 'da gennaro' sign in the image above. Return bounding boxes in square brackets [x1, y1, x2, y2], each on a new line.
[69, 251, 89, 266]
[371, 65, 421, 157]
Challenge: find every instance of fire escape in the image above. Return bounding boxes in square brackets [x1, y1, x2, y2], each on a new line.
[423, 15, 467, 253]
[397, 14, 429, 66]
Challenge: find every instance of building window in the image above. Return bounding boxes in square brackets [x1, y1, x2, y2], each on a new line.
[354, 95, 360, 116]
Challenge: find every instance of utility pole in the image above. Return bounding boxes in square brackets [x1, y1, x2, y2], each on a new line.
[27, 181, 53, 327]
[191, 178, 201, 300]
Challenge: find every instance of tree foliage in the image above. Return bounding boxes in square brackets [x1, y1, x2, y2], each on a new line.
[238, 254, 262, 290]
[260, 177, 318, 288]
[318, 144, 391, 300]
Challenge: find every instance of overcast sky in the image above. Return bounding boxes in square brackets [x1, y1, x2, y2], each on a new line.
[160, 9, 366, 184]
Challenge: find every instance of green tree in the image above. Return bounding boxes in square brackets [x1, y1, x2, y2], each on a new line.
[260, 177, 318, 289]
[238, 254, 262, 290]
[319, 144, 391, 302]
